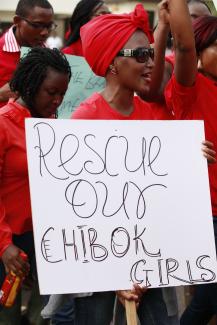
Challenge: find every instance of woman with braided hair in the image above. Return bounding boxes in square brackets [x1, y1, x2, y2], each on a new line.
[0, 47, 71, 321]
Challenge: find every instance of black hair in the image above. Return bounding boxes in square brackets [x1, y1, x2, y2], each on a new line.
[10, 47, 71, 111]
[187, 0, 211, 14]
[15, 0, 53, 17]
[65, 0, 104, 46]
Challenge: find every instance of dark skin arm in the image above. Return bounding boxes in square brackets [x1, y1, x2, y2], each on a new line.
[168, 0, 197, 86]
[140, 0, 197, 102]
[139, 0, 171, 102]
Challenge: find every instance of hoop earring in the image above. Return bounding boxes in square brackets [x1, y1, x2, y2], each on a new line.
[54, 110, 58, 119]
[109, 64, 117, 75]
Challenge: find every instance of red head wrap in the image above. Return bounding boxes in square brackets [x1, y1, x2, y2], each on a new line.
[193, 16, 217, 54]
[80, 4, 154, 77]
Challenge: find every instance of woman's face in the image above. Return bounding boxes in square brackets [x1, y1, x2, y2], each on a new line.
[199, 40, 217, 80]
[114, 30, 154, 94]
[31, 67, 69, 118]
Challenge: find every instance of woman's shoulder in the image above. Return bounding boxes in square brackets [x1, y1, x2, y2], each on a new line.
[0, 101, 14, 118]
[0, 100, 30, 127]
[133, 96, 157, 119]
[71, 93, 103, 119]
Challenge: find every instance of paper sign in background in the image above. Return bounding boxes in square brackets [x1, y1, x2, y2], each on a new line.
[57, 55, 105, 118]
[25, 119, 217, 294]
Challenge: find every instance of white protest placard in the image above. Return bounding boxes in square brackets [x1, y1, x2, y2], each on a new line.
[25, 119, 217, 294]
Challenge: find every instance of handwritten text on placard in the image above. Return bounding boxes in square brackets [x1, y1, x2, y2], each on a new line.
[25, 120, 217, 294]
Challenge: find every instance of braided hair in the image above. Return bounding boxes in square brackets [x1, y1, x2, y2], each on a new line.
[10, 47, 71, 112]
[65, 0, 104, 46]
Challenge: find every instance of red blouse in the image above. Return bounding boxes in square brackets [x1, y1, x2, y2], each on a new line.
[0, 100, 32, 257]
[165, 73, 217, 216]
[72, 93, 165, 120]
[62, 38, 83, 56]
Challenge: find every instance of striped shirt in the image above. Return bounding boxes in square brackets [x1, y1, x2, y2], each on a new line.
[2, 26, 20, 53]
[0, 26, 20, 108]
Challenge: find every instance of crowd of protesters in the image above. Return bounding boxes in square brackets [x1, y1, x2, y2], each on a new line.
[0, 0, 217, 324]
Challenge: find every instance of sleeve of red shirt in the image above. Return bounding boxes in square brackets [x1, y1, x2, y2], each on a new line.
[164, 73, 199, 119]
[0, 118, 13, 257]
[71, 103, 96, 120]
[165, 52, 175, 68]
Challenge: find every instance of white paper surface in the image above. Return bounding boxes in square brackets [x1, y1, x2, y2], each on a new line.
[25, 119, 217, 294]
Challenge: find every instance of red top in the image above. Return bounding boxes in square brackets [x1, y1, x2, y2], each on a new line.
[0, 27, 21, 109]
[0, 100, 32, 257]
[165, 52, 175, 68]
[165, 73, 217, 216]
[62, 38, 83, 56]
[71, 92, 172, 120]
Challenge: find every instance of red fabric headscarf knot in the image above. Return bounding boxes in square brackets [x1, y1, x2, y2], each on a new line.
[80, 4, 154, 77]
[130, 4, 153, 42]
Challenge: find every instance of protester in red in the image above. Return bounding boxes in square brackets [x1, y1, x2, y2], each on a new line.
[62, 0, 110, 56]
[158, 2, 217, 323]
[165, 13, 217, 226]
[0, 0, 55, 109]
[70, 5, 180, 325]
[140, 0, 212, 108]
[0, 47, 71, 322]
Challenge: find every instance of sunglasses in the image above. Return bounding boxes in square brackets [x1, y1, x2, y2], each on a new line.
[20, 17, 57, 31]
[117, 47, 154, 63]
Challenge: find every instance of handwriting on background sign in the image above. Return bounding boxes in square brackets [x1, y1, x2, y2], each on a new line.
[31, 121, 216, 288]
[58, 64, 105, 118]
[69, 65, 105, 89]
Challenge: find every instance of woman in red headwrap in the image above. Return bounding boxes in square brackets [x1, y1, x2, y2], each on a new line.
[70, 4, 180, 325]
[71, 1, 215, 324]
[72, 4, 173, 121]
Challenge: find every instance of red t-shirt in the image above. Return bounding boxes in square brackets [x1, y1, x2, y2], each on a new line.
[72, 92, 172, 120]
[62, 38, 83, 56]
[0, 100, 32, 256]
[165, 73, 217, 216]
[165, 52, 175, 68]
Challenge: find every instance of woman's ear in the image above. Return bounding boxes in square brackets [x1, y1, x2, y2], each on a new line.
[197, 53, 203, 71]
[109, 61, 118, 75]
[13, 15, 22, 26]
